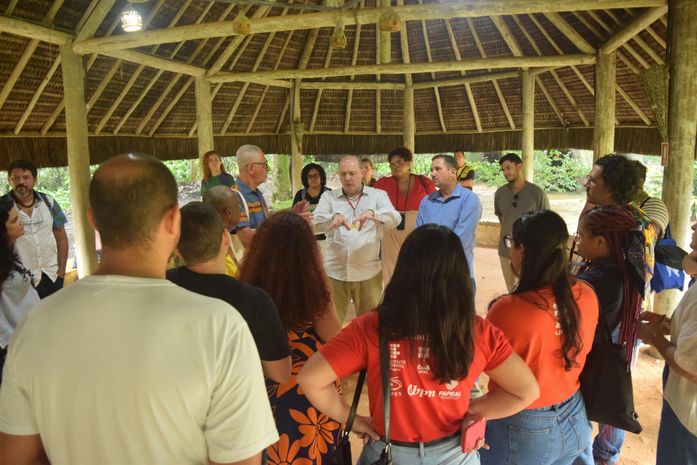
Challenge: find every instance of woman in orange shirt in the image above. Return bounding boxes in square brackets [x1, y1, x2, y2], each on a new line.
[481, 209, 598, 465]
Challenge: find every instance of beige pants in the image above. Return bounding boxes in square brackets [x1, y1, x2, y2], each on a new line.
[499, 255, 518, 292]
[328, 272, 384, 323]
[381, 211, 418, 287]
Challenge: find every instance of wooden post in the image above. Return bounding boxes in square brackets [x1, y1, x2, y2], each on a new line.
[290, 83, 303, 193]
[654, 0, 697, 316]
[521, 70, 535, 181]
[403, 84, 415, 153]
[380, 0, 391, 64]
[194, 77, 214, 160]
[60, 40, 97, 277]
[593, 51, 616, 161]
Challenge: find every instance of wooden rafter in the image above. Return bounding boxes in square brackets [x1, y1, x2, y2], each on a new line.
[511, 15, 589, 126]
[14, 57, 62, 134]
[0, 15, 71, 44]
[246, 32, 295, 133]
[74, 0, 116, 42]
[308, 39, 336, 132]
[490, 16, 565, 125]
[208, 5, 264, 75]
[603, 9, 664, 64]
[587, 10, 649, 67]
[421, 19, 446, 132]
[445, 18, 481, 132]
[542, 12, 595, 54]
[375, 22, 381, 134]
[344, 24, 363, 133]
[72, 0, 667, 54]
[466, 17, 515, 130]
[600, 6, 667, 54]
[571, 11, 639, 73]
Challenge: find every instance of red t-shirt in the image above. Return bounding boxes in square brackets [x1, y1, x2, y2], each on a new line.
[319, 312, 513, 442]
[486, 281, 598, 409]
[373, 175, 435, 212]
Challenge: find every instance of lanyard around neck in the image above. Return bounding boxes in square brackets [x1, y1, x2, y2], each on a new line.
[343, 186, 364, 217]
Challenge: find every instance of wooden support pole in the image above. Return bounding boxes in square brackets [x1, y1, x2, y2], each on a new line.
[290, 83, 303, 193]
[655, 0, 697, 315]
[521, 70, 535, 181]
[60, 40, 97, 277]
[194, 77, 214, 159]
[73, 0, 667, 54]
[380, 0, 391, 64]
[403, 85, 415, 153]
[593, 51, 616, 160]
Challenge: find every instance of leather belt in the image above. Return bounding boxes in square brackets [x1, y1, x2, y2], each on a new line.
[385, 431, 459, 448]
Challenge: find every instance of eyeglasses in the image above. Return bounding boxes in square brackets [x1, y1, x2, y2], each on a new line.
[512, 193, 519, 208]
[307, 173, 321, 179]
[250, 162, 269, 170]
[503, 234, 513, 248]
[389, 160, 407, 169]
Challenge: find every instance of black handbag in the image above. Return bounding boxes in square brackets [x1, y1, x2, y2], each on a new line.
[371, 316, 393, 465]
[329, 370, 366, 465]
[579, 311, 642, 434]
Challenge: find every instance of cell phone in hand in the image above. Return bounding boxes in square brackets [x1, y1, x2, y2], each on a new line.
[461, 417, 486, 453]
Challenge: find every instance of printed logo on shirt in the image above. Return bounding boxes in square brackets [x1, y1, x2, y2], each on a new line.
[389, 343, 401, 359]
[417, 363, 431, 374]
[407, 384, 436, 398]
[391, 359, 407, 371]
[445, 380, 458, 390]
[417, 346, 430, 359]
[390, 377, 403, 396]
[552, 303, 562, 336]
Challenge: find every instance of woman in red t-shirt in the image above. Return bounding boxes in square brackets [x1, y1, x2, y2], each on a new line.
[373, 146, 435, 285]
[481, 209, 598, 465]
[298, 224, 539, 465]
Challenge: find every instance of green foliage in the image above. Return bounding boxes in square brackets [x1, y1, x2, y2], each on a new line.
[271, 199, 293, 211]
[471, 160, 506, 187]
[163, 160, 195, 183]
[532, 152, 588, 193]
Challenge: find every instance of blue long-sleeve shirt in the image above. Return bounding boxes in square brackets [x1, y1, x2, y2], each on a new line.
[416, 184, 482, 275]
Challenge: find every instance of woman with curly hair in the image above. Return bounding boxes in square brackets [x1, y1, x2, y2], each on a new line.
[240, 211, 342, 465]
[200, 150, 235, 195]
[481, 209, 598, 465]
[0, 203, 39, 383]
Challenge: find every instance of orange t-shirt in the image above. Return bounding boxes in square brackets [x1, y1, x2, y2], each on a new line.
[486, 281, 598, 409]
[320, 312, 513, 442]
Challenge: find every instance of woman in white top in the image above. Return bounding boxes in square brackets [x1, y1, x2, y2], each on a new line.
[0, 203, 40, 382]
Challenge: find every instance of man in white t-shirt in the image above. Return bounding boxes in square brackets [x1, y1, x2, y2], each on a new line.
[638, 221, 697, 465]
[0, 153, 278, 465]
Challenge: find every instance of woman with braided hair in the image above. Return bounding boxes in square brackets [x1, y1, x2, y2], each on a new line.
[574, 205, 645, 465]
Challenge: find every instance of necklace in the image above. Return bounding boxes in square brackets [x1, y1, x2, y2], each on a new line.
[14, 194, 35, 209]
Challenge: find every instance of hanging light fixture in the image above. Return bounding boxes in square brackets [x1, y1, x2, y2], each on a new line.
[120, 6, 143, 32]
[330, 22, 347, 49]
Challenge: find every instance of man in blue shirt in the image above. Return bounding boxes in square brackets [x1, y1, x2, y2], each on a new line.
[233, 144, 270, 248]
[416, 154, 482, 277]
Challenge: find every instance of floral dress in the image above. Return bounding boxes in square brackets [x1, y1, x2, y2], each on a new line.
[266, 326, 341, 465]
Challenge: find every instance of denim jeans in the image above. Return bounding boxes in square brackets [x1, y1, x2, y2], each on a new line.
[657, 365, 697, 465]
[480, 390, 591, 465]
[357, 436, 479, 465]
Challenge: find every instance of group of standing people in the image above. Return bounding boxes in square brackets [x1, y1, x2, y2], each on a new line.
[0, 146, 695, 465]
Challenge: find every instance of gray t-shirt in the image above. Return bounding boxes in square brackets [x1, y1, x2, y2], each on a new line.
[494, 181, 550, 257]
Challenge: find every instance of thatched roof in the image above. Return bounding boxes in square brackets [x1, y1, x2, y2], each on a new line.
[0, 0, 668, 166]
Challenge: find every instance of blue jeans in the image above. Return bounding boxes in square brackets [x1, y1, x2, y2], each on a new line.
[657, 365, 697, 465]
[480, 390, 591, 465]
[357, 436, 479, 465]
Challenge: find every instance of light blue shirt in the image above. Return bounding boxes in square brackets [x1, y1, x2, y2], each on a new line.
[416, 184, 482, 275]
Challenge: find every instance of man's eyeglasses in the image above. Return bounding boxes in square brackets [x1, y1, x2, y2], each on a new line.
[503, 234, 513, 248]
[250, 162, 269, 170]
[512, 193, 519, 208]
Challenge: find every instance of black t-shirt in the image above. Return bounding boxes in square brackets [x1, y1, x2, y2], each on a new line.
[292, 186, 331, 206]
[576, 257, 624, 342]
[167, 267, 290, 361]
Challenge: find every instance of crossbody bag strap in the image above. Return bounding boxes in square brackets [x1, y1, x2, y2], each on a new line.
[378, 313, 392, 450]
[343, 370, 366, 435]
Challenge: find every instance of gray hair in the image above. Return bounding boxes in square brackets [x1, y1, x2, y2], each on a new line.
[203, 185, 238, 214]
[236, 144, 264, 169]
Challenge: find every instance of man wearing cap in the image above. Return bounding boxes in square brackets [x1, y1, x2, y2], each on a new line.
[494, 153, 549, 291]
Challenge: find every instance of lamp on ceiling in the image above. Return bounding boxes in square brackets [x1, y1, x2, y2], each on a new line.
[120, 5, 143, 32]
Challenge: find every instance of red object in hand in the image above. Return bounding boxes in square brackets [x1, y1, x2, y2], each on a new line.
[461, 417, 486, 453]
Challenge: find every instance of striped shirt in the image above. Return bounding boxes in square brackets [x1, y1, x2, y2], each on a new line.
[637, 191, 670, 237]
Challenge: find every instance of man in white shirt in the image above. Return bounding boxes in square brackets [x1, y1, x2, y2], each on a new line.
[0, 153, 278, 465]
[313, 155, 400, 322]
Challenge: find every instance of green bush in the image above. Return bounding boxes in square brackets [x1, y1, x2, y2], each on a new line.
[533, 153, 588, 193]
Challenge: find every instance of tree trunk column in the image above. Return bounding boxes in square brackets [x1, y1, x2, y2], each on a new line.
[403, 84, 415, 153]
[61, 40, 97, 277]
[290, 83, 303, 193]
[521, 70, 535, 181]
[654, 0, 697, 316]
[194, 77, 214, 160]
[593, 51, 616, 161]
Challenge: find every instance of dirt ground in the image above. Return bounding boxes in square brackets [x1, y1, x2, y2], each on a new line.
[344, 246, 663, 465]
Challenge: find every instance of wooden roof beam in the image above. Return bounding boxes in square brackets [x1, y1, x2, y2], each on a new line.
[413, 70, 519, 89]
[345, 24, 363, 133]
[72, 0, 667, 54]
[74, 0, 117, 42]
[587, 10, 649, 67]
[600, 6, 667, 54]
[603, 9, 664, 64]
[422, 19, 447, 132]
[0, 15, 71, 44]
[444, 17, 480, 132]
[542, 12, 595, 54]
[301, 81, 404, 90]
[308, 40, 336, 132]
[209, 54, 597, 83]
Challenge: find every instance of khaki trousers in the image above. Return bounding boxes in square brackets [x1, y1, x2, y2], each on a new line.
[499, 255, 518, 292]
[328, 272, 383, 323]
[380, 211, 418, 287]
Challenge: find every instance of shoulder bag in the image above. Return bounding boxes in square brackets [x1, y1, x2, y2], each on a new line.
[371, 313, 394, 465]
[329, 370, 366, 465]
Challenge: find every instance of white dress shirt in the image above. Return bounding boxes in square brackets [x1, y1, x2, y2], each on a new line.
[313, 186, 401, 282]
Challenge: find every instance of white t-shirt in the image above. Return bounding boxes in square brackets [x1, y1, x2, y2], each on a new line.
[0, 275, 278, 465]
[0, 267, 39, 348]
[665, 283, 697, 436]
